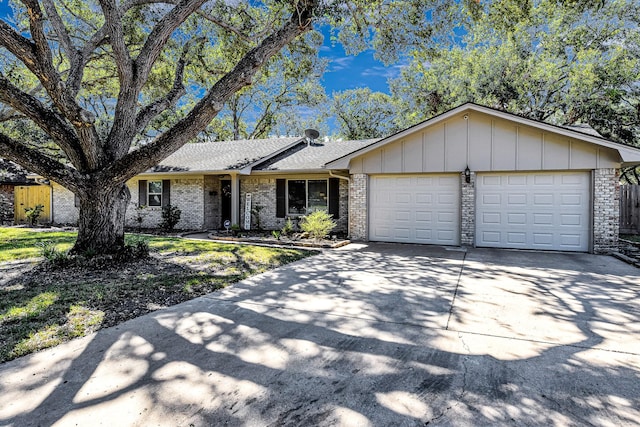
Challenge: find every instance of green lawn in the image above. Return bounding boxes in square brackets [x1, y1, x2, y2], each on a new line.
[0, 227, 313, 363]
[0, 228, 77, 262]
[621, 234, 640, 243]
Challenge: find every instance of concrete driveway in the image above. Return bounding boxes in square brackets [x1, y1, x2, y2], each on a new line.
[1, 243, 639, 426]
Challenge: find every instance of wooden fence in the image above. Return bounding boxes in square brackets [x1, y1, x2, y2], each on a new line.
[620, 185, 640, 235]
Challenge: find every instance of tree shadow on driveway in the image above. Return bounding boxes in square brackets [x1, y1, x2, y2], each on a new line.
[1, 243, 639, 426]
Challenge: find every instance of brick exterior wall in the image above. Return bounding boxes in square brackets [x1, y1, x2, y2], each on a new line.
[52, 178, 205, 230]
[240, 177, 278, 230]
[0, 185, 14, 225]
[460, 171, 476, 246]
[239, 176, 348, 233]
[593, 168, 619, 254]
[51, 182, 78, 225]
[128, 178, 204, 230]
[349, 174, 368, 241]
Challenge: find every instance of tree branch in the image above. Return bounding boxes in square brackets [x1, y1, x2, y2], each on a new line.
[0, 132, 82, 191]
[41, 0, 79, 71]
[19, 1, 91, 121]
[134, 40, 193, 133]
[0, 20, 40, 69]
[11, 1, 103, 169]
[102, 0, 317, 183]
[102, 0, 205, 160]
[0, 73, 88, 170]
[134, 0, 206, 87]
[97, 0, 132, 85]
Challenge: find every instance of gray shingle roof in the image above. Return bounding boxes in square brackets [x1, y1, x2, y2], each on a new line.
[147, 137, 301, 173]
[253, 139, 379, 171]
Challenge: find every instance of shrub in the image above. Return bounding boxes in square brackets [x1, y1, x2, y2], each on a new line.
[271, 230, 281, 240]
[118, 239, 150, 260]
[37, 241, 69, 265]
[160, 204, 181, 231]
[299, 210, 336, 240]
[281, 217, 294, 236]
[25, 204, 45, 226]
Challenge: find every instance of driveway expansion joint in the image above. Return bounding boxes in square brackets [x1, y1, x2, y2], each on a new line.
[445, 251, 467, 331]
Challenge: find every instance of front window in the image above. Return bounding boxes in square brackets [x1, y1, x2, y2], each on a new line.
[148, 181, 163, 206]
[287, 179, 327, 215]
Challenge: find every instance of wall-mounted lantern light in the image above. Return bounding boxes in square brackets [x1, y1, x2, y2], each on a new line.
[464, 166, 471, 183]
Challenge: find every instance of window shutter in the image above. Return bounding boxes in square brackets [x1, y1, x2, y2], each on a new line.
[138, 180, 147, 206]
[162, 180, 171, 207]
[276, 179, 286, 218]
[328, 178, 340, 219]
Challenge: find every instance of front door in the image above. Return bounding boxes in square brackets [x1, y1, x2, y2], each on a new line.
[221, 180, 231, 228]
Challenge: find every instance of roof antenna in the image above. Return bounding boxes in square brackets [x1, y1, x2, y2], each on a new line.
[304, 128, 320, 146]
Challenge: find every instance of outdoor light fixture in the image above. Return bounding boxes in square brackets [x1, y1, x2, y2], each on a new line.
[464, 166, 471, 183]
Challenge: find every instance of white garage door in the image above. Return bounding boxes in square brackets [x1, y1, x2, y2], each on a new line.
[476, 172, 590, 251]
[369, 175, 460, 245]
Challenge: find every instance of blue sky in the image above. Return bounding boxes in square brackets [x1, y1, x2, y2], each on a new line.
[0, 1, 397, 95]
[318, 28, 400, 95]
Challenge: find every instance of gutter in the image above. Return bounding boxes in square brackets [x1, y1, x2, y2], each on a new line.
[329, 170, 350, 183]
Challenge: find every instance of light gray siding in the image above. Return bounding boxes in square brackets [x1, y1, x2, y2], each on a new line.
[349, 111, 620, 174]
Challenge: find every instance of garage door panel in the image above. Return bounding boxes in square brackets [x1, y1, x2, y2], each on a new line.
[415, 211, 433, 222]
[533, 214, 553, 225]
[416, 193, 432, 204]
[482, 194, 501, 205]
[532, 233, 553, 245]
[561, 194, 582, 205]
[508, 175, 527, 185]
[396, 210, 410, 221]
[507, 213, 526, 225]
[508, 194, 527, 204]
[370, 175, 460, 245]
[533, 175, 554, 185]
[415, 229, 433, 240]
[533, 194, 554, 205]
[476, 172, 590, 252]
[482, 212, 501, 224]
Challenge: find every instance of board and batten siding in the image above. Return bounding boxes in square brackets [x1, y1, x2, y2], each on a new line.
[349, 111, 620, 174]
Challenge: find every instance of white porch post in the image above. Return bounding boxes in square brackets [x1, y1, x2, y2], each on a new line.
[231, 173, 240, 225]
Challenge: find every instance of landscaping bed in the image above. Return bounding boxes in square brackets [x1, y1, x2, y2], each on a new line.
[206, 230, 350, 249]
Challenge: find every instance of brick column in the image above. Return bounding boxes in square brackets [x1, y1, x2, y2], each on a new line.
[349, 174, 368, 241]
[593, 168, 619, 254]
[460, 171, 476, 246]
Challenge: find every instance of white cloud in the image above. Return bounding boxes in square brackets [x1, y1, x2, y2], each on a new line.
[361, 63, 407, 79]
[327, 56, 354, 72]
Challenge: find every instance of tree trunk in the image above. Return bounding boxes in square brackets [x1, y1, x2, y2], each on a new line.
[72, 183, 131, 255]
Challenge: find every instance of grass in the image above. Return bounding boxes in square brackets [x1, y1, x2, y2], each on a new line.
[0, 227, 313, 363]
[0, 228, 76, 262]
[621, 234, 640, 243]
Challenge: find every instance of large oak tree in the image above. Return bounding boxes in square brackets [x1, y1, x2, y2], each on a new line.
[0, 0, 455, 254]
